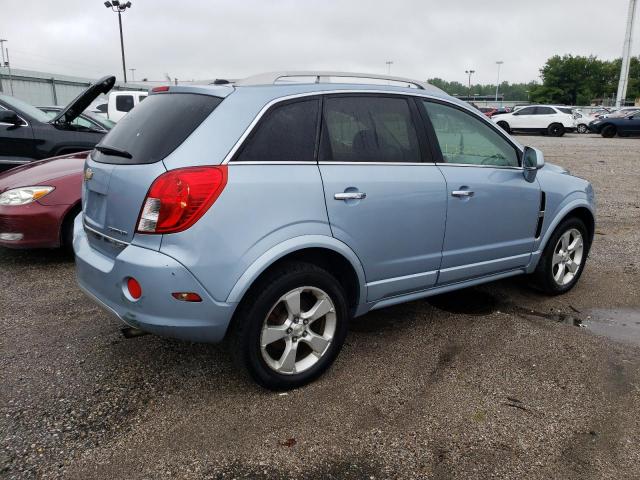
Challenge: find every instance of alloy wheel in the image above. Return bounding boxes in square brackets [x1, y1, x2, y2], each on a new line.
[260, 286, 337, 375]
[552, 228, 584, 286]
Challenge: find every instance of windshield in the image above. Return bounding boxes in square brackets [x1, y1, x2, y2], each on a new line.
[0, 94, 51, 122]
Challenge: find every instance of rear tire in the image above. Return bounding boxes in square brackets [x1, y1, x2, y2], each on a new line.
[229, 261, 350, 390]
[547, 123, 565, 137]
[601, 125, 616, 138]
[531, 217, 590, 295]
[496, 121, 511, 134]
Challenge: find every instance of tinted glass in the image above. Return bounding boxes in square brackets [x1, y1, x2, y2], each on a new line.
[115, 95, 134, 112]
[235, 100, 319, 162]
[515, 107, 536, 116]
[93, 93, 222, 165]
[536, 107, 555, 115]
[423, 101, 519, 167]
[321, 96, 421, 163]
[96, 103, 107, 113]
[557, 107, 573, 115]
[139, 95, 146, 102]
[0, 94, 51, 122]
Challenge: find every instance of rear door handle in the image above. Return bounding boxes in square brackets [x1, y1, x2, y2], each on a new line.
[451, 190, 474, 198]
[334, 192, 367, 200]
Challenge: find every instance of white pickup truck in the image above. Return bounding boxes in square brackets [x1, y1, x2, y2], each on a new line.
[91, 90, 148, 122]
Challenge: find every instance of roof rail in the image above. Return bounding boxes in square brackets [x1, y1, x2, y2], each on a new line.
[235, 71, 443, 93]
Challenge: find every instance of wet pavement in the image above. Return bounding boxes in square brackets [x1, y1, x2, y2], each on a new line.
[2, 134, 640, 479]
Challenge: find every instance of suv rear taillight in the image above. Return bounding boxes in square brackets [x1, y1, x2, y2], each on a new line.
[136, 166, 227, 234]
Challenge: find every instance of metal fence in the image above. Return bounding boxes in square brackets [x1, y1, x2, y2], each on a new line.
[0, 68, 147, 106]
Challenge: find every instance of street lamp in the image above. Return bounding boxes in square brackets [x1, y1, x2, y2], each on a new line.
[104, 1, 132, 83]
[465, 69, 475, 97]
[385, 60, 393, 75]
[525, 90, 530, 102]
[495, 61, 504, 105]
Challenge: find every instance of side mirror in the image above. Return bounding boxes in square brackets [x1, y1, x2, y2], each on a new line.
[0, 109, 22, 126]
[523, 146, 545, 182]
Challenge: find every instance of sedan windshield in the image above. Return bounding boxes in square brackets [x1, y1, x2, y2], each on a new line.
[0, 94, 51, 123]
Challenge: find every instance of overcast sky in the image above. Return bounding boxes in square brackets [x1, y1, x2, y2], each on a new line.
[2, 0, 638, 85]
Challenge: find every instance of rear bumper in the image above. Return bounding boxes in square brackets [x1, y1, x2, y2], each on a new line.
[0, 202, 66, 249]
[73, 215, 236, 343]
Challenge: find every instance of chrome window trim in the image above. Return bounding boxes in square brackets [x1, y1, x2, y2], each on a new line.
[0, 104, 29, 127]
[83, 222, 129, 247]
[228, 161, 438, 166]
[223, 89, 516, 165]
[435, 162, 523, 171]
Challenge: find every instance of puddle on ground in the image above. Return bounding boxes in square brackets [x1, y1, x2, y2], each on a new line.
[582, 308, 640, 347]
[427, 289, 497, 316]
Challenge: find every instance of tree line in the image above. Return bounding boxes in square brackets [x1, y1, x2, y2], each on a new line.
[428, 55, 640, 106]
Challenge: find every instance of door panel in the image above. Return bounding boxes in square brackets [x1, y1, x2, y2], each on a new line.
[437, 166, 540, 283]
[320, 164, 447, 300]
[0, 123, 34, 164]
[318, 94, 447, 302]
[420, 99, 540, 285]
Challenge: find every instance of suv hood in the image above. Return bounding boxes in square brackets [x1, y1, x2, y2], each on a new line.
[50, 75, 116, 125]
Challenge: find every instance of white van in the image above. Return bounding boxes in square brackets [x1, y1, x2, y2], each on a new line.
[92, 91, 148, 122]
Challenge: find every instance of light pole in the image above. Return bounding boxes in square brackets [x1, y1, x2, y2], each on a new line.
[465, 69, 475, 97]
[385, 60, 393, 75]
[0, 39, 14, 95]
[525, 90, 530, 102]
[495, 61, 503, 105]
[104, 1, 132, 83]
[616, 0, 637, 107]
[129, 68, 136, 81]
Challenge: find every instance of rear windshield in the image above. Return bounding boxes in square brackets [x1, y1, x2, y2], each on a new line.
[92, 93, 222, 165]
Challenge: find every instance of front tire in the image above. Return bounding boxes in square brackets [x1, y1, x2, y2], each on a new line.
[601, 125, 616, 138]
[230, 261, 350, 390]
[577, 124, 588, 134]
[496, 121, 511, 134]
[531, 217, 590, 295]
[547, 123, 565, 137]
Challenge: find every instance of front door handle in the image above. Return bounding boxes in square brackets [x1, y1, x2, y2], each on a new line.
[334, 192, 367, 201]
[451, 190, 474, 198]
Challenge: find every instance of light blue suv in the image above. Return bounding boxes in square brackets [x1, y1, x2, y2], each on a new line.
[74, 72, 595, 389]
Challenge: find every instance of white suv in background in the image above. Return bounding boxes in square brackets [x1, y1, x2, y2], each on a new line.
[493, 105, 576, 136]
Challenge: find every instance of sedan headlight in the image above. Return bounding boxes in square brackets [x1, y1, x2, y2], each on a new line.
[0, 186, 55, 206]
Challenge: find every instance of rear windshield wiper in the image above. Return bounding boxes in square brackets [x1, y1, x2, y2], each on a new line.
[94, 144, 132, 159]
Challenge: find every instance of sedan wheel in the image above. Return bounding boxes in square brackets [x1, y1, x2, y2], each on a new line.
[577, 124, 588, 134]
[260, 286, 337, 375]
[601, 125, 616, 138]
[551, 228, 584, 286]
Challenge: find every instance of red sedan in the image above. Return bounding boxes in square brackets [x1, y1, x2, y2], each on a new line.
[0, 152, 86, 250]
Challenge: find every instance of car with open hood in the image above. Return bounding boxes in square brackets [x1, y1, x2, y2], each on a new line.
[0, 75, 115, 171]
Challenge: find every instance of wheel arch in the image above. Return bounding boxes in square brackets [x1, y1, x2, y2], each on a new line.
[59, 201, 82, 247]
[226, 236, 367, 311]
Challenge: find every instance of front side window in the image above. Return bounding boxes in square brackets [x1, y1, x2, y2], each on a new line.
[536, 107, 555, 115]
[115, 95, 134, 112]
[320, 96, 422, 163]
[422, 101, 519, 168]
[235, 99, 319, 162]
[515, 106, 536, 116]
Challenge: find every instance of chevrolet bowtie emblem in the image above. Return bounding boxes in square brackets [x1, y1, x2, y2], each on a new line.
[84, 168, 94, 181]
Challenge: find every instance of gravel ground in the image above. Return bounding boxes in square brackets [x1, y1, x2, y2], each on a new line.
[1, 134, 639, 479]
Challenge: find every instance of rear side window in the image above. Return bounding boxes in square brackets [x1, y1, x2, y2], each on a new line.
[115, 95, 134, 112]
[93, 93, 222, 165]
[557, 107, 573, 115]
[320, 96, 421, 163]
[235, 99, 319, 162]
[139, 95, 146, 102]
